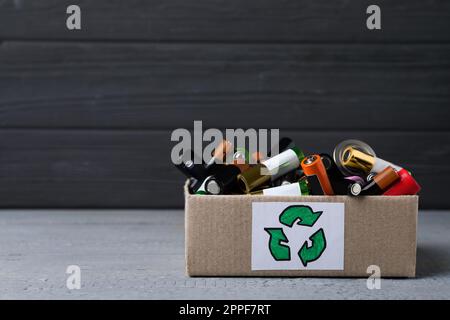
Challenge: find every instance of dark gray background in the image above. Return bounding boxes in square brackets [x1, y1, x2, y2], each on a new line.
[0, 0, 449, 208]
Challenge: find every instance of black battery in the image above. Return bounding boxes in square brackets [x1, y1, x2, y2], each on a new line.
[205, 165, 241, 195]
[174, 149, 208, 181]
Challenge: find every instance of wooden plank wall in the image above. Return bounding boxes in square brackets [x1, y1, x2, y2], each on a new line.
[0, 0, 449, 208]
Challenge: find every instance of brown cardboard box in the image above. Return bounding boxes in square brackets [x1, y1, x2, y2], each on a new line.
[185, 184, 418, 277]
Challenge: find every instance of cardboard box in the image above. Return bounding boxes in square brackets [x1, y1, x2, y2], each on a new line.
[185, 184, 418, 277]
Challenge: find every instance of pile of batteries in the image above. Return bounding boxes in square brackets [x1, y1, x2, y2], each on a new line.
[175, 138, 421, 197]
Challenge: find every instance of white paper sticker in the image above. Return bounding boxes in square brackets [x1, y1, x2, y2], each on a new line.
[251, 202, 345, 270]
[262, 183, 301, 196]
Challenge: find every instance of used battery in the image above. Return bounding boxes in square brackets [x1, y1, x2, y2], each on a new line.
[204, 165, 241, 195]
[206, 139, 233, 168]
[301, 154, 335, 195]
[237, 147, 305, 193]
[333, 139, 402, 175]
[175, 149, 208, 182]
[318, 154, 365, 195]
[349, 166, 400, 196]
[383, 168, 421, 196]
[341, 146, 402, 174]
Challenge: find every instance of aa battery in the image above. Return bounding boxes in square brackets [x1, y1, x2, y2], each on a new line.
[317, 153, 366, 195]
[341, 146, 402, 175]
[204, 165, 241, 195]
[262, 147, 304, 176]
[237, 147, 304, 193]
[301, 154, 335, 195]
[174, 149, 208, 181]
[251, 180, 309, 196]
[383, 168, 421, 196]
[206, 140, 233, 168]
[349, 166, 400, 196]
[237, 164, 270, 193]
[302, 155, 330, 195]
[306, 176, 324, 195]
[333, 139, 376, 176]
[175, 137, 421, 198]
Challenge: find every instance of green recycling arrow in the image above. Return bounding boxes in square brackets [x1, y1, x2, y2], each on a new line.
[264, 228, 291, 261]
[298, 228, 327, 267]
[279, 205, 323, 227]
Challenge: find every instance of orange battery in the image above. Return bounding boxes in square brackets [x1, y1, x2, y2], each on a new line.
[207, 140, 233, 167]
[301, 154, 335, 195]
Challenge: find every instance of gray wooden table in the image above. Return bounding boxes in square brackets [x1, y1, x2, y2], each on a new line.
[0, 210, 449, 299]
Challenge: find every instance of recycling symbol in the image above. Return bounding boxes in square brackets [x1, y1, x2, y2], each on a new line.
[264, 205, 327, 267]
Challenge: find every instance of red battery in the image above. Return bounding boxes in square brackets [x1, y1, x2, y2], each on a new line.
[383, 168, 421, 196]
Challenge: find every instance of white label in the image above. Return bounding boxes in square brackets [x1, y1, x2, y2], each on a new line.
[251, 202, 345, 270]
[262, 183, 301, 196]
[372, 157, 402, 173]
[261, 149, 299, 179]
